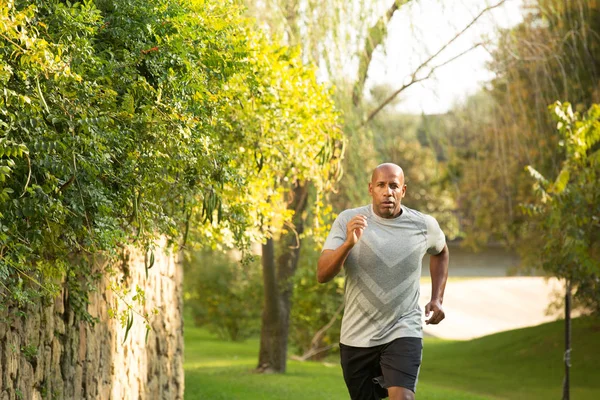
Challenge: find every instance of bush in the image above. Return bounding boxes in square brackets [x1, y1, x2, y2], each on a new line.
[289, 240, 344, 359]
[184, 250, 263, 341]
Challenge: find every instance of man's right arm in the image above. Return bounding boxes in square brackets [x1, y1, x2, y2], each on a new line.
[317, 243, 353, 283]
[317, 214, 367, 283]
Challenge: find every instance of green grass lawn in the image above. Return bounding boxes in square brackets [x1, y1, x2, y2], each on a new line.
[184, 317, 600, 399]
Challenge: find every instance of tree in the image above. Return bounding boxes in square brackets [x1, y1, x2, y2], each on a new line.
[240, 0, 351, 373]
[224, 45, 343, 374]
[524, 102, 600, 399]
[524, 102, 600, 315]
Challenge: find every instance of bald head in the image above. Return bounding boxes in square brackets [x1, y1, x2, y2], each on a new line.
[371, 163, 404, 184]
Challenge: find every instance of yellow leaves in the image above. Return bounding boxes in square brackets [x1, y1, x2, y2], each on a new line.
[529, 102, 600, 208]
[121, 92, 135, 115]
[192, 90, 204, 102]
[549, 168, 570, 195]
[1, 3, 76, 82]
[553, 101, 600, 164]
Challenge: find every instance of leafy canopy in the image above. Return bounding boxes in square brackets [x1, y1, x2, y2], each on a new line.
[0, 0, 341, 316]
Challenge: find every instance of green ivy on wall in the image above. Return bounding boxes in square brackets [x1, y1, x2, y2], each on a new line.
[0, 0, 342, 326]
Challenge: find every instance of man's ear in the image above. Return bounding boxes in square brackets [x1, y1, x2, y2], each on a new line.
[368, 182, 373, 196]
[401, 184, 407, 198]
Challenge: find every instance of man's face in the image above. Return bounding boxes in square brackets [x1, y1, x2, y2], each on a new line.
[368, 166, 406, 218]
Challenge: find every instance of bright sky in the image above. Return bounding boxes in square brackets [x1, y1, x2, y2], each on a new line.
[366, 0, 524, 114]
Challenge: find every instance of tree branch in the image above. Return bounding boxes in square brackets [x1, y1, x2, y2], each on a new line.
[292, 300, 344, 361]
[353, 0, 412, 106]
[290, 343, 337, 362]
[19, 153, 32, 198]
[282, 0, 301, 47]
[364, 42, 482, 125]
[363, 0, 508, 124]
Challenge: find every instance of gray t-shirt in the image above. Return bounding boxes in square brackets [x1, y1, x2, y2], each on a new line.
[323, 204, 445, 347]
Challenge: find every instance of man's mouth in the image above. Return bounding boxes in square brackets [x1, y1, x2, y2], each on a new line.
[382, 201, 394, 206]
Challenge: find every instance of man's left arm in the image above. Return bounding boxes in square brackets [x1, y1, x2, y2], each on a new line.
[425, 244, 449, 325]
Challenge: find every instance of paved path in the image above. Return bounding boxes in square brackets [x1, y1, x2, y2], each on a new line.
[419, 277, 566, 340]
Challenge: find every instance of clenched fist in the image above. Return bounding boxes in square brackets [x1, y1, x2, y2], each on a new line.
[346, 215, 368, 246]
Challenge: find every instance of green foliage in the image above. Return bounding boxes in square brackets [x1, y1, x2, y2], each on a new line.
[20, 343, 38, 362]
[443, 0, 600, 249]
[523, 102, 600, 314]
[289, 239, 344, 357]
[436, 91, 512, 248]
[184, 249, 263, 341]
[1, 0, 341, 326]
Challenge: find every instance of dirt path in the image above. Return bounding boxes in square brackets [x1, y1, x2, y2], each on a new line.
[419, 277, 566, 340]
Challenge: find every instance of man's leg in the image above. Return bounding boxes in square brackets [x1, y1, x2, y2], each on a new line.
[387, 386, 415, 400]
[379, 337, 423, 399]
[340, 343, 383, 400]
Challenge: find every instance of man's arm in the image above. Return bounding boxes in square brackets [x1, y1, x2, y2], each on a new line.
[317, 245, 352, 283]
[425, 244, 449, 325]
[317, 215, 367, 283]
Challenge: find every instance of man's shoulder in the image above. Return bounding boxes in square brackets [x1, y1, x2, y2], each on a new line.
[402, 206, 444, 239]
[337, 205, 371, 221]
[402, 206, 438, 226]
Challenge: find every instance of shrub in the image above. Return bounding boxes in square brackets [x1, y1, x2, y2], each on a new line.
[184, 250, 263, 341]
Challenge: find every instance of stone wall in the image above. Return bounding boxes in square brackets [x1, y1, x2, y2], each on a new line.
[0, 239, 184, 399]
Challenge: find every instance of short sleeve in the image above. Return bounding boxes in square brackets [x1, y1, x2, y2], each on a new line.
[424, 215, 446, 255]
[322, 214, 347, 251]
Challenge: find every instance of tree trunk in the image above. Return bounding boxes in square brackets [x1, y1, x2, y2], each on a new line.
[257, 181, 309, 373]
[257, 237, 285, 372]
[563, 279, 572, 400]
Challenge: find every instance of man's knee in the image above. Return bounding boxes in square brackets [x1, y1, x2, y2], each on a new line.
[387, 386, 415, 400]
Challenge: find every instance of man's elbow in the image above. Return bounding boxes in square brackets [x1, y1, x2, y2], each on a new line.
[316, 265, 328, 284]
[435, 244, 449, 258]
[316, 259, 333, 283]
[317, 253, 327, 284]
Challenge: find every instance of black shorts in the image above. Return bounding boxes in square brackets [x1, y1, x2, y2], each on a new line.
[339, 337, 423, 400]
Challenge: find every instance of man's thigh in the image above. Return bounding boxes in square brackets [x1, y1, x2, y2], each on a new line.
[340, 343, 388, 400]
[379, 337, 423, 394]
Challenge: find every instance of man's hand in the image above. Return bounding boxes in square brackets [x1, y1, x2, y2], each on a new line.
[317, 215, 367, 283]
[346, 215, 368, 245]
[424, 299, 445, 325]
